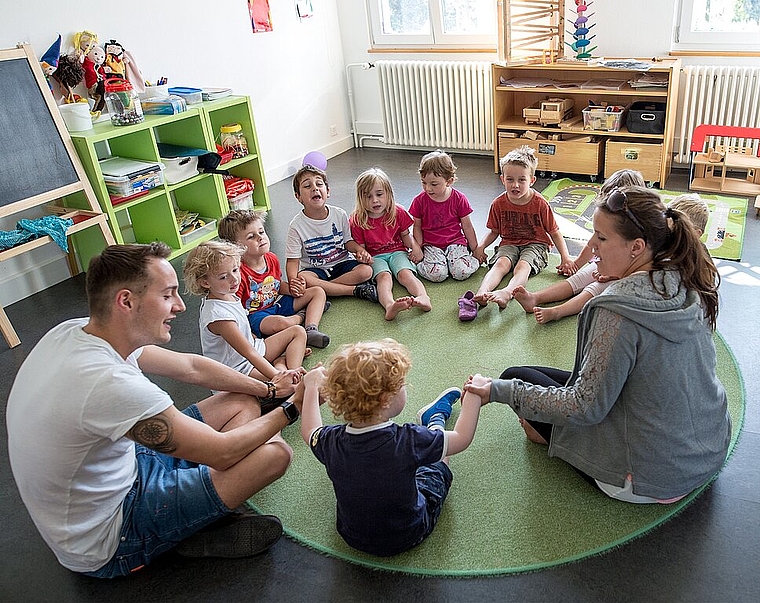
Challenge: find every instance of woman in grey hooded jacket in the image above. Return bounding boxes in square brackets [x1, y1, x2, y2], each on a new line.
[466, 186, 730, 503]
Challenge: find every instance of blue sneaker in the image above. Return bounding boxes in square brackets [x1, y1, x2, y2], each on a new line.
[417, 387, 461, 427]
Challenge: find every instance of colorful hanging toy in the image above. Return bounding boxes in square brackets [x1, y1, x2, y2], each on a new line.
[566, 1, 597, 60]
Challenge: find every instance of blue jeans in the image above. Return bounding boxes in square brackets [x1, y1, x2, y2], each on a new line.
[83, 405, 231, 578]
[410, 461, 453, 548]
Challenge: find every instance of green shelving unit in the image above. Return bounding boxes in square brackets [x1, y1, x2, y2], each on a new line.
[67, 96, 270, 260]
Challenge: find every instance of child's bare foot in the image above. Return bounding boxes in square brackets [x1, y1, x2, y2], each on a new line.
[533, 306, 560, 324]
[304, 347, 313, 358]
[489, 289, 512, 309]
[472, 292, 490, 307]
[519, 417, 548, 445]
[411, 294, 432, 312]
[385, 297, 414, 320]
[512, 286, 538, 313]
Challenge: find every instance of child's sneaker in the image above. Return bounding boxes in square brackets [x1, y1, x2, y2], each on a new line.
[353, 281, 378, 303]
[305, 324, 330, 348]
[458, 291, 478, 321]
[417, 387, 461, 429]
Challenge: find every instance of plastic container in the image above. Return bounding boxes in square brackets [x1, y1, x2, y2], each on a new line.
[104, 78, 144, 126]
[162, 156, 198, 184]
[180, 219, 217, 246]
[228, 191, 254, 211]
[141, 96, 187, 115]
[99, 157, 164, 197]
[582, 105, 627, 132]
[220, 123, 249, 159]
[167, 87, 203, 105]
[627, 101, 666, 134]
[58, 102, 93, 132]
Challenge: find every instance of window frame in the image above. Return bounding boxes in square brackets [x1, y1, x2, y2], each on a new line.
[365, 0, 497, 50]
[673, 0, 760, 52]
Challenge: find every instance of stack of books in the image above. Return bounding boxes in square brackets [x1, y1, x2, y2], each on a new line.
[201, 87, 233, 101]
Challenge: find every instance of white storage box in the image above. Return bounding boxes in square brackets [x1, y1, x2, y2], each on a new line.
[162, 156, 199, 184]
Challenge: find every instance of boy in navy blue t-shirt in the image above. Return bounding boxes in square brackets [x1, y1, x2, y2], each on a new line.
[299, 338, 486, 556]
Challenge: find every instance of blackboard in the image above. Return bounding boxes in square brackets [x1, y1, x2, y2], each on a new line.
[0, 56, 79, 207]
[0, 45, 115, 349]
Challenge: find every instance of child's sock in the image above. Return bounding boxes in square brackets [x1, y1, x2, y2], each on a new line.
[426, 413, 447, 431]
[305, 324, 330, 349]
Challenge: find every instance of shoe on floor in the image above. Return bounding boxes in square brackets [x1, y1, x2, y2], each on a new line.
[305, 325, 330, 348]
[417, 387, 462, 426]
[175, 511, 282, 559]
[353, 281, 378, 303]
[458, 291, 478, 321]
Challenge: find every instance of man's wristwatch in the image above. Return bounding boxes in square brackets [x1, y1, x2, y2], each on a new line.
[279, 401, 300, 425]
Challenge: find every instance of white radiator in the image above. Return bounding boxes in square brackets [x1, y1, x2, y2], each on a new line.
[375, 60, 493, 152]
[676, 65, 760, 163]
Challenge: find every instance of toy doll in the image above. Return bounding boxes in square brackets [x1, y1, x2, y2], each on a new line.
[83, 45, 107, 111]
[103, 40, 126, 77]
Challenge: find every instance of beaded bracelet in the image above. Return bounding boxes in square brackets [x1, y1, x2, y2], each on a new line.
[262, 381, 277, 405]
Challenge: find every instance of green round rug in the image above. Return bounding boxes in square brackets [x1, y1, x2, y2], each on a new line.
[248, 260, 744, 576]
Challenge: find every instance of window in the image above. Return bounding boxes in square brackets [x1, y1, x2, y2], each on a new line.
[674, 0, 760, 51]
[366, 0, 497, 49]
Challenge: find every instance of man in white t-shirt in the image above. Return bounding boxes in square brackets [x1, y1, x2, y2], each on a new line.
[6, 242, 304, 578]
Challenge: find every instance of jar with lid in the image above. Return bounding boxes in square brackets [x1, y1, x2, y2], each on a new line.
[104, 78, 144, 126]
[220, 123, 249, 159]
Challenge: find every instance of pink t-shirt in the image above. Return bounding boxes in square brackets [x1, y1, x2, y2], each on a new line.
[486, 190, 558, 248]
[408, 188, 472, 249]
[349, 206, 414, 256]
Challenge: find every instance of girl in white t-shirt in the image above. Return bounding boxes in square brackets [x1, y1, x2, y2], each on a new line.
[183, 241, 307, 395]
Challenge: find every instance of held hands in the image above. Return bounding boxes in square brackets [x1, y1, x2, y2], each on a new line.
[303, 365, 327, 394]
[556, 259, 579, 276]
[270, 370, 301, 397]
[473, 246, 488, 265]
[289, 275, 307, 298]
[354, 247, 373, 265]
[463, 373, 492, 405]
[408, 245, 423, 264]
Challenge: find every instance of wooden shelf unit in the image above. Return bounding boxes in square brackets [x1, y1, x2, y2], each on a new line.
[68, 96, 270, 261]
[491, 58, 681, 186]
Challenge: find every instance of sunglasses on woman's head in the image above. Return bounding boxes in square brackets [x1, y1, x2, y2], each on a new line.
[605, 189, 646, 238]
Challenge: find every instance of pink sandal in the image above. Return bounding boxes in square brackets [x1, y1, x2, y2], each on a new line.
[458, 291, 478, 321]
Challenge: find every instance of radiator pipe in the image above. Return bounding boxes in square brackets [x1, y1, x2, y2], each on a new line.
[346, 62, 379, 148]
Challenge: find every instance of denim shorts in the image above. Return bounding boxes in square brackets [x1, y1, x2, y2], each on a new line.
[300, 259, 361, 282]
[248, 294, 297, 337]
[83, 405, 231, 578]
[412, 461, 453, 546]
[371, 251, 417, 279]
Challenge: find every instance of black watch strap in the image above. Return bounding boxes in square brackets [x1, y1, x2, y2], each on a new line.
[279, 401, 299, 425]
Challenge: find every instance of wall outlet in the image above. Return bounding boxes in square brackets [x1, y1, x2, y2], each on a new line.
[330, 124, 338, 137]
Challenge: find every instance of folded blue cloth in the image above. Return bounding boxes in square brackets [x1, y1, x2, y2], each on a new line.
[0, 216, 74, 252]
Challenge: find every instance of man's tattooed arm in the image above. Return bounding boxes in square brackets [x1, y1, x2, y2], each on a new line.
[128, 415, 177, 454]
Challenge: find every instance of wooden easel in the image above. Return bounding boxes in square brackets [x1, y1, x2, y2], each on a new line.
[0, 44, 115, 348]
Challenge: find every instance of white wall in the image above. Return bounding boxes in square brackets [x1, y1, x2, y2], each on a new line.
[0, 0, 352, 306]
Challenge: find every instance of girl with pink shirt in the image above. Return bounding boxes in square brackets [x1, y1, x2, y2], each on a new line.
[408, 150, 481, 283]
[350, 168, 432, 320]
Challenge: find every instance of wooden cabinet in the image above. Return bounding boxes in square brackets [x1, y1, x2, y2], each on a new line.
[68, 96, 269, 261]
[492, 59, 681, 186]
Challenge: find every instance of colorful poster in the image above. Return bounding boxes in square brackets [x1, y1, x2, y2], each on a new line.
[249, 0, 273, 33]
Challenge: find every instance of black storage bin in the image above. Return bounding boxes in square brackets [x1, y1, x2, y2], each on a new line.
[627, 101, 666, 134]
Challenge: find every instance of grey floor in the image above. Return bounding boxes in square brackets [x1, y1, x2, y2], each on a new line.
[2, 148, 759, 602]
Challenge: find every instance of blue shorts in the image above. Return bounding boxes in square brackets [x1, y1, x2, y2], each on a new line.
[300, 259, 361, 282]
[412, 461, 453, 548]
[82, 405, 230, 578]
[248, 295, 297, 338]
[371, 251, 417, 280]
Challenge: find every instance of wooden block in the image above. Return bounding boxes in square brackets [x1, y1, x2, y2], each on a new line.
[562, 134, 593, 143]
[499, 131, 517, 138]
[559, 116, 583, 130]
[523, 130, 539, 140]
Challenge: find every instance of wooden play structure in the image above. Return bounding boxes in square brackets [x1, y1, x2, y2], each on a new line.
[498, 0, 565, 64]
[689, 125, 760, 212]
